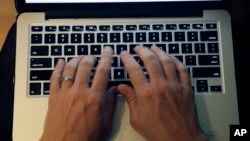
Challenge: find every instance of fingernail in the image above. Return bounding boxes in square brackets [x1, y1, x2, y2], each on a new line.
[104, 46, 113, 53]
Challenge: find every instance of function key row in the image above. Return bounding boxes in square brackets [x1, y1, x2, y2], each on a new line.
[31, 23, 217, 32]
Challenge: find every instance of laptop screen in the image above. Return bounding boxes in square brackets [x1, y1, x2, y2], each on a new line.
[25, 0, 221, 3]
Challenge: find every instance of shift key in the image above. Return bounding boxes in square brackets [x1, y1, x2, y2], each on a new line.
[30, 70, 53, 80]
[193, 67, 220, 77]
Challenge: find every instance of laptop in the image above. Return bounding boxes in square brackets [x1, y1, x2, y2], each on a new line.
[13, 0, 239, 140]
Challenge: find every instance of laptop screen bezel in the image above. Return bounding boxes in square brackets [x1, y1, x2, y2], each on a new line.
[15, 0, 228, 13]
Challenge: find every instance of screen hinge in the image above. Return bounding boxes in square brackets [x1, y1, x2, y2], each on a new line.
[45, 8, 203, 20]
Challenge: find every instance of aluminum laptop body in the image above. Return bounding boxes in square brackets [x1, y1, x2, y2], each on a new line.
[13, 0, 239, 141]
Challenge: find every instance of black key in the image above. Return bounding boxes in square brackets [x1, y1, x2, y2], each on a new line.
[126, 25, 137, 30]
[45, 26, 56, 32]
[187, 32, 198, 41]
[181, 43, 192, 53]
[84, 33, 95, 43]
[30, 83, 41, 95]
[149, 32, 159, 42]
[136, 32, 146, 42]
[58, 34, 69, 43]
[51, 45, 62, 56]
[31, 26, 43, 32]
[168, 44, 179, 54]
[206, 23, 217, 29]
[155, 44, 167, 52]
[123, 33, 134, 42]
[208, 43, 219, 53]
[114, 69, 125, 79]
[90, 45, 102, 55]
[31, 34, 42, 44]
[72, 26, 83, 31]
[86, 25, 97, 31]
[200, 31, 218, 41]
[110, 33, 121, 42]
[45, 34, 56, 44]
[129, 44, 138, 54]
[197, 80, 208, 85]
[175, 56, 183, 63]
[64, 45, 75, 55]
[116, 45, 128, 55]
[134, 56, 144, 66]
[198, 55, 220, 65]
[113, 25, 124, 31]
[197, 85, 208, 92]
[97, 33, 108, 43]
[161, 32, 172, 42]
[166, 24, 177, 30]
[31, 46, 49, 56]
[30, 58, 52, 68]
[193, 67, 220, 78]
[43, 82, 50, 95]
[59, 26, 70, 31]
[174, 32, 185, 41]
[99, 25, 110, 31]
[153, 24, 163, 30]
[139, 25, 150, 30]
[179, 24, 190, 29]
[30, 70, 53, 81]
[193, 24, 203, 29]
[211, 85, 222, 92]
[185, 55, 196, 66]
[71, 33, 82, 43]
[77, 45, 89, 55]
[194, 43, 206, 53]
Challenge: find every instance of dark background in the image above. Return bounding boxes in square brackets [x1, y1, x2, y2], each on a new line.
[0, 0, 250, 140]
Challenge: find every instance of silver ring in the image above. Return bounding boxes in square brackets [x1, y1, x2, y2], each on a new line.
[61, 76, 74, 82]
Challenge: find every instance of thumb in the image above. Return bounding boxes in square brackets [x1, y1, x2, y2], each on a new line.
[117, 84, 137, 113]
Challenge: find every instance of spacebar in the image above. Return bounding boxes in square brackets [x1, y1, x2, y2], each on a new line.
[89, 81, 132, 89]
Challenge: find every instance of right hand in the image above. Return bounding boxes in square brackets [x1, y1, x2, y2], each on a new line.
[118, 46, 208, 141]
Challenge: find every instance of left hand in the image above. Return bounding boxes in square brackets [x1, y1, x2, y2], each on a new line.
[39, 47, 117, 141]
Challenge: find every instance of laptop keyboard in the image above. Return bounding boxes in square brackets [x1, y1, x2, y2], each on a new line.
[29, 21, 222, 99]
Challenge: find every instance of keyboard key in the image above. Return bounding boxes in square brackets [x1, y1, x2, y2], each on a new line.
[71, 33, 82, 43]
[31, 46, 49, 56]
[139, 25, 150, 30]
[153, 24, 163, 30]
[113, 25, 124, 31]
[123, 33, 134, 42]
[31, 26, 43, 32]
[51, 45, 62, 56]
[174, 32, 185, 41]
[58, 34, 69, 43]
[30, 70, 53, 81]
[200, 31, 218, 41]
[114, 69, 125, 79]
[194, 43, 206, 53]
[110, 33, 121, 42]
[197, 85, 208, 92]
[198, 55, 220, 65]
[29, 83, 41, 95]
[43, 82, 50, 95]
[126, 25, 137, 30]
[206, 23, 217, 29]
[84, 33, 95, 43]
[97, 33, 108, 43]
[187, 32, 198, 41]
[149, 32, 159, 42]
[211, 85, 222, 92]
[30, 58, 52, 68]
[166, 24, 177, 30]
[181, 43, 193, 53]
[179, 24, 190, 29]
[31, 34, 42, 44]
[64, 45, 75, 55]
[208, 43, 219, 53]
[192, 24, 203, 29]
[90, 45, 102, 55]
[86, 25, 97, 31]
[99, 25, 110, 31]
[45, 34, 56, 44]
[185, 55, 197, 66]
[59, 26, 70, 31]
[45, 26, 56, 32]
[72, 26, 84, 31]
[161, 32, 172, 42]
[168, 44, 179, 54]
[77, 45, 88, 55]
[136, 32, 146, 42]
[193, 67, 220, 78]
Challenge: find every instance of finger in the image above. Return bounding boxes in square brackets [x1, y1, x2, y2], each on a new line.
[50, 59, 65, 95]
[134, 46, 165, 83]
[150, 46, 178, 81]
[171, 56, 192, 87]
[117, 84, 137, 118]
[74, 56, 96, 89]
[104, 86, 117, 134]
[91, 47, 113, 94]
[61, 57, 82, 89]
[120, 51, 148, 90]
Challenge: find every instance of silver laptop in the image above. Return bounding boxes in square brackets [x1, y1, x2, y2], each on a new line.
[13, 0, 239, 140]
